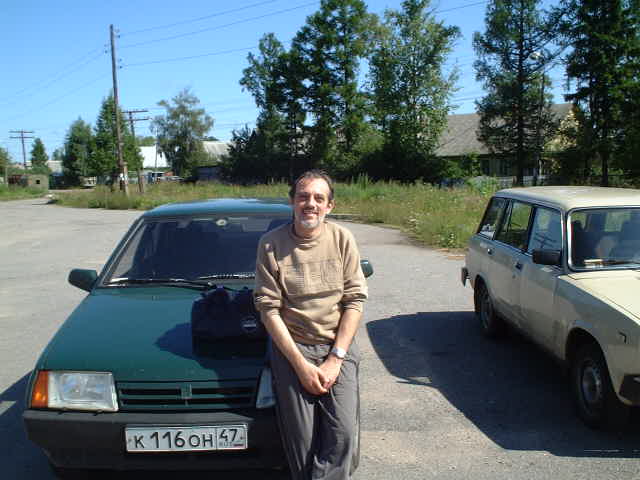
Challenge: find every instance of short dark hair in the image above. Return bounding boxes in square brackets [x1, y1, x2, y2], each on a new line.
[289, 170, 334, 201]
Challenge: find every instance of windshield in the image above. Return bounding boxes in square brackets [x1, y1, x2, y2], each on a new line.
[569, 207, 640, 269]
[104, 214, 291, 284]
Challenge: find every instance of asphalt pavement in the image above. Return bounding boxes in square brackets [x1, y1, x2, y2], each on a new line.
[1, 197, 639, 479]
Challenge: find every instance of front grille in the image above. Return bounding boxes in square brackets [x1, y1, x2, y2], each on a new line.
[117, 379, 256, 411]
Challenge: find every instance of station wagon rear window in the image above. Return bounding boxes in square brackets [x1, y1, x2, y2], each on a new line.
[569, 208, 640, 269]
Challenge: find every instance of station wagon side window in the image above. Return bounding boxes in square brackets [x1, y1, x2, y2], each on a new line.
[478, 197, 507, 239]
[495, 200, 533, 250]
[527, 208, 562, 254]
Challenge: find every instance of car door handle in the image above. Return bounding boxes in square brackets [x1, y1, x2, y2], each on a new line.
[487, 248, 493, 255]
[515, 262, 523, 270]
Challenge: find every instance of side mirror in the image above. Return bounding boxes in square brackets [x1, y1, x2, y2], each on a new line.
[68, 269, 98, 292]
[360, 259, 374, 278]
[532, 249, 561, 266]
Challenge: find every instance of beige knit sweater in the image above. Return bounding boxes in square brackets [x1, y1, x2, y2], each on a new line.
[254, 221, 368, 344]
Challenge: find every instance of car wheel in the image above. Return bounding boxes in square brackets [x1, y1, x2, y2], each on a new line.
[474, 282, 504, 338]
[570, 343, 630, 430]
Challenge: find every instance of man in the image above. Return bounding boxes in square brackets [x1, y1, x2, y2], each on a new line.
[254, 170, 368, 480]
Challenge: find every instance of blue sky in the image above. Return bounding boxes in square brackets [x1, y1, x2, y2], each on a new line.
[1, 0, 564, 164]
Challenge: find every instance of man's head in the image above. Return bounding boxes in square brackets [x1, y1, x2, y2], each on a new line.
[289, 170, 335, 235]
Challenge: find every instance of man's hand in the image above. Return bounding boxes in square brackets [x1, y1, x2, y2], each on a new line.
[318, 355, 343, 390]
[295, 360, 329, 396]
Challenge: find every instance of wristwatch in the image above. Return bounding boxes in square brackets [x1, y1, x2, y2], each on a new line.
[330, 346, 347, 360]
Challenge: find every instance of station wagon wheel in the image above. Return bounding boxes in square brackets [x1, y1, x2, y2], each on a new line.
[474, 282, 504, 338]
[570, 343, 629, 430]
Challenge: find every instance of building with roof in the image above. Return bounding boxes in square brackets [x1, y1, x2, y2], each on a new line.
[436, 103, 573, 180]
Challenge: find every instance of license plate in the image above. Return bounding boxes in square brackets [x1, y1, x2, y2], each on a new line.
[125, 425, 247, 452]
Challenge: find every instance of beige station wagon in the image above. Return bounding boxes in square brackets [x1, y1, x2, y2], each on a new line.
[462, 186, 640, 429]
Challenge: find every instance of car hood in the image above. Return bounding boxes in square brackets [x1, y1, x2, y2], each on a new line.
[568, 270, 640, 320]
[42, 286, 266, 382]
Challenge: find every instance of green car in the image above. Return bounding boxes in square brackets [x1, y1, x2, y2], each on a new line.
[23, 198, 372, 476]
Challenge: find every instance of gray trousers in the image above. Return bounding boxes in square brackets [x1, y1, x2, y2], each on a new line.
[270, 341, 360, 480]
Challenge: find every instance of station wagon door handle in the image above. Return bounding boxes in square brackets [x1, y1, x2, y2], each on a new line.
[514, 261, 523, 270]
[486, 248, 493, 255]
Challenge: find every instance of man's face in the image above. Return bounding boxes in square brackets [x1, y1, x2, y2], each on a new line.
[291, 178, 334, 232]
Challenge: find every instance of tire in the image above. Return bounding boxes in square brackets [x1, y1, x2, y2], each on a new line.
[474, 281, 505, 338]
[570, 343, 630, 430]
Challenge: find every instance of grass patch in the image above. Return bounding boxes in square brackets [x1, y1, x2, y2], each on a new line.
[0, 185, 47, 201]
[53, 181, 493, 249]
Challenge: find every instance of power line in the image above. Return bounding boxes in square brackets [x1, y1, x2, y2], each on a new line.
[433, 1, 488, 14]
[120, 1, 318, 49]
[0, 46, 105, 105]
[123, 46, 258, 67]
[9, 130, 35, 169]
[0, 50, 107, 109]
[121, 0, 280, 36]
[2, 74, 110, 124]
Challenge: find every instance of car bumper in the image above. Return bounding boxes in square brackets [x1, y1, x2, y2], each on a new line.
[23, 408, 285, 471]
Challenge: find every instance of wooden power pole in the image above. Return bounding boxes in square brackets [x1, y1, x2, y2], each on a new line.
[110, 24, 128, 196]
[9, 130, 34, 169]
[123, 109, 149, 194]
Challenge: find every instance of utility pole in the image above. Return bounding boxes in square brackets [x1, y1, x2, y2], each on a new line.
[123, 109, 149, 194]
[9, 130, 34, 169]
[110, 24, 128, 196]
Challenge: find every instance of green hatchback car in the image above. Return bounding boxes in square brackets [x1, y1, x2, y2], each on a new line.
[23, 198, 372, 476]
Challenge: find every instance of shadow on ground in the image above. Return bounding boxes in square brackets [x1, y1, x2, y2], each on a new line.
[366, 311, 640, 458]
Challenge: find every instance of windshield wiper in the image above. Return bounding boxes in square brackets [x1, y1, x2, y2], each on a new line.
[106, 277, 214, 289]
[197, 273, 255, 280]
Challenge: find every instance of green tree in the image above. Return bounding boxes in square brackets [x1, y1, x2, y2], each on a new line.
[136, 136, 157, 147]
[368, 0, 460, 182]
[294, 0, 376, 176]
[0, 146, 11, 178]
[62, 118, 94, 185]
[560, 0, 640, 185]
[151, 88, 214, 177]
[474, 0, 562, 186]
[92, 94, 143, 180]
[29, 138, 50, 174]
[239, 33, 308, 181]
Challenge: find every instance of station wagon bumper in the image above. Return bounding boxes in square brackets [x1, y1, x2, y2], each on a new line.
[23, 408, 285, 471]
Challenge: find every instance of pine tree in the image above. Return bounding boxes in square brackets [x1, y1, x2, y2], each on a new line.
[93, 94, 143, 179]
[368, 0, 460, 182]
[474, 0, 562, 186]
[62, 118, 94, 185]
[561, 0, 640, 185]
[29, 138, 49, 173]
[294, 0, 376, 176]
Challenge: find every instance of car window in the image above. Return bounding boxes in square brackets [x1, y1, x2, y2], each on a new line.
[570, 207, 640, 269]
[106, 215, 291, 281]
[527, 208, 562, 254]
[495, 201, 533, 250]
[478, 197, 507, 239]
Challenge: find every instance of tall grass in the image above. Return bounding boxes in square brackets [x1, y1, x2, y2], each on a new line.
[53, 180, 493, 249]
[0, 184, 47, 201]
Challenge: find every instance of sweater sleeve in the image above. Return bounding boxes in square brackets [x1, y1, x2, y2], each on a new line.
[340, 228, 368, 312]
[253, 235, 283, 321]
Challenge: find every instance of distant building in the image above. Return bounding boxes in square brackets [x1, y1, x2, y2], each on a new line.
[436, 103, 573, 179]
[139, 146, 169, 170]
[203, 141, 231, 161]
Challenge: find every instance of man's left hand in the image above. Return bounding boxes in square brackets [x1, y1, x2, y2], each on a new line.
[319, 355, 343, 390]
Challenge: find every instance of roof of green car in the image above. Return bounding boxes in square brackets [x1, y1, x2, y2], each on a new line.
[496, 186, 640, 211]
[143, 197, 292, 218]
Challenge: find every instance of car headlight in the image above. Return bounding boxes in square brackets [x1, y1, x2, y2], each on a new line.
[255, 366, 276, 409]
[30, 371, 118, 412]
